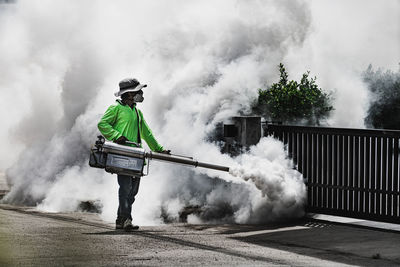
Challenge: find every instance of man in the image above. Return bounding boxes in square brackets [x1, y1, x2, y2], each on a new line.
[98, 78, 169, 231]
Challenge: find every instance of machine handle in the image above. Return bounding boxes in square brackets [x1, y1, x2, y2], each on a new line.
[125, 141, 141, 147]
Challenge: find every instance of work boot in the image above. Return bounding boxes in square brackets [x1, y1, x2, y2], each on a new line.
[123, 218, 139, 231]
[115, 218, 123, 230]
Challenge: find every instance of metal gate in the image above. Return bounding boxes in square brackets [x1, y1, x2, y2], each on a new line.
[266, 124, 400, 224]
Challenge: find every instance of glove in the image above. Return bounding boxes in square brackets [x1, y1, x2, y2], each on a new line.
[161, 149, 171, 154]
[115, 136, 128, 145]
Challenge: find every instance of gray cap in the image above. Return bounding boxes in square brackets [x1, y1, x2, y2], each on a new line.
[114, 78, 147, 97]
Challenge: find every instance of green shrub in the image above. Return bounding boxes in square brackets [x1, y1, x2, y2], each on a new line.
[255, 63, 333, 125]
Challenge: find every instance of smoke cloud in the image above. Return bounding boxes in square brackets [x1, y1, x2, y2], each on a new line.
[284, 0, 400, 128]
[0, 0, 398, 224]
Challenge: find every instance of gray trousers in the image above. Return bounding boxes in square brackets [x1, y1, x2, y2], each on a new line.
[117, 174, 141, 221]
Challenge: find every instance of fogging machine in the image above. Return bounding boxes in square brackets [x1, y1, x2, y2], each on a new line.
[89, 136, 230, 176]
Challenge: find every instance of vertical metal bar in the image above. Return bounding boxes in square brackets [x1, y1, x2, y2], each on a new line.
[343, 135, 349, 211]
[283, 131, 287, 145]
[382, 137, 388, 216]
[322, 134, 328, 208]
[371, 137, 376, 215]
[304, 132, 310, 204]
[388, 137, 393, 217]
[303, 133, 309, 181]
[360, 136, 365, 213]
[288, 132, 293, 159]
[317, 134, 323, 209]
[274, 127, 279, 140]
[354, 136, 359, 213]
[349, 135, 354, 212]
[333, 135, 338, 210]
[327, 135, 333, 209]
[272, 127, 277, 139]
[307, 133, 312, 206]
[280, 129, 284, 142]
[338, 135, 344, 210]
[293, 133, 298, 168]
[298, 133, 303, 174]
[365, 137, 371, 214]
[312, 133, 318, 208]
[394, 138, 399, 218]
[376, 138, 382, 216]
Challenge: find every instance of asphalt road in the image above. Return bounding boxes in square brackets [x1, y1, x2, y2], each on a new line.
[0, 204, 399, 266]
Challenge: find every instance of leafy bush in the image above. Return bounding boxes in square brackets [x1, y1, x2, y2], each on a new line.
[363, 64, 400, 130]
[255, 63, 333, 125]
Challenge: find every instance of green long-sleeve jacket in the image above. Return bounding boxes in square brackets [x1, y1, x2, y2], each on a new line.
[98, 100, 164, 152]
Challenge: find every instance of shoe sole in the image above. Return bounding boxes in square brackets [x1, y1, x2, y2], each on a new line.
[124, 225, 139, 231]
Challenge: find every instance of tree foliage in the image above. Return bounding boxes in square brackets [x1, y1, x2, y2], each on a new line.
[363, 64, 400, 130]
[255, 63, 333, 125]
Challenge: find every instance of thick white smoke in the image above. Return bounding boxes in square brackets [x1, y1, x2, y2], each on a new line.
[285, 0, 400, 128]
[0, 0, 398, 224]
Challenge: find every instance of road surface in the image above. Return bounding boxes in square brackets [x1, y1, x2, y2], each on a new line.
[0, 204, 399, 266]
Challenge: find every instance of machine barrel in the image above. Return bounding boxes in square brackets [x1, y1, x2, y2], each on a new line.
[96, 140, 230, 173]
[145, 151, 230, 172]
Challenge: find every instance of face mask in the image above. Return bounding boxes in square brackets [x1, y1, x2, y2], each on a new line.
[133, 93, 144, 103]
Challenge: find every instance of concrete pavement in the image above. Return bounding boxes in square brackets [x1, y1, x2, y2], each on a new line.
[1, 204, 400, 266]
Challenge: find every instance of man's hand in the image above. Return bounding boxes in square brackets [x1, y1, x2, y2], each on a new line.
[115, 136, 128, 145]
[161, 149, 171, 154]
